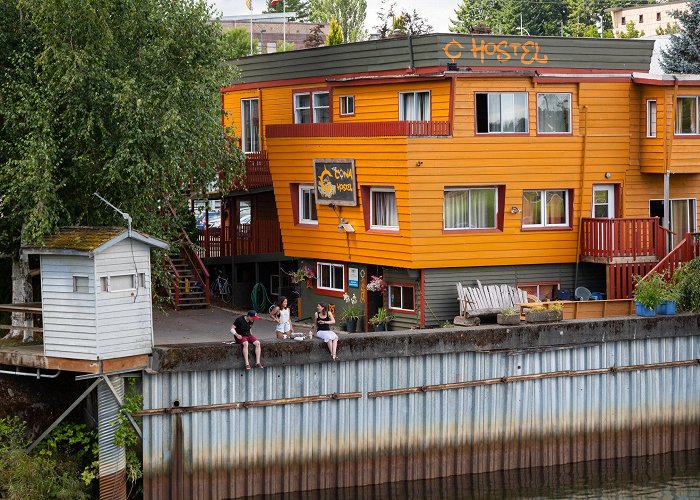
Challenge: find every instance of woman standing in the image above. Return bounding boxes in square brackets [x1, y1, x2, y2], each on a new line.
[313, 303, 338, 361]
[270, 296, 294, 339]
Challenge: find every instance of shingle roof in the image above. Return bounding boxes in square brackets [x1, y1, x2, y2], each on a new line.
[38, 227, 127, 251]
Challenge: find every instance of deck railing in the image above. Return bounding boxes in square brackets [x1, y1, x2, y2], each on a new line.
[580, 218, 666, 261]
[266, 120, 451, 138]
[231, 151, 272, 190]
[643, 232, 700, 279]
[197, 219, 282, 258]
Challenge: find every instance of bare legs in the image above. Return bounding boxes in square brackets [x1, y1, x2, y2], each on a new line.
[241, 340, 263, 369]
[328, 339, 338, 360]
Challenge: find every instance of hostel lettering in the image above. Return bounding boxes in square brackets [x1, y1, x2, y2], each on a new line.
[443, 38, 549, 66]
[314, 159, 357, 206]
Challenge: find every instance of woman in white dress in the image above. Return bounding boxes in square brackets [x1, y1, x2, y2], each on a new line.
[270, 296, 294, 339]
[313, 303, 338, 360]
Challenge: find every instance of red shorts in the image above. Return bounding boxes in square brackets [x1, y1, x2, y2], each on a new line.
[236, 335, 258, 344]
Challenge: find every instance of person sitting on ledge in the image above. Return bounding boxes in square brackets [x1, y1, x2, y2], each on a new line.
[312, 302, 339, 361]
[230, 310, 263, 370]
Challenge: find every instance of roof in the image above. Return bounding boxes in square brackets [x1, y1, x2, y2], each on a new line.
[226, 34, 656, 86]
[22, 226, 169, 257]
[606, 0, 687, 13]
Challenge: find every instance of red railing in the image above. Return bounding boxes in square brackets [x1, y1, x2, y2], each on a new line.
[197, 219, 283, 258]
[580, 218, 666, 261]
[167, 202, 210, 307]
[266, 121, 451, 138]
[644, 232, 700, 280]
[234, 151, 272, 190]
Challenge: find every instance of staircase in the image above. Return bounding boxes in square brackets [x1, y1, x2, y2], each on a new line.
[169, 254, 209, 310]
[643, 232, 700, 280]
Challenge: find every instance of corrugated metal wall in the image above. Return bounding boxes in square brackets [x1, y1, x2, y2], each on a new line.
[142, 335, 700, 499]
[98, 376, 126, 500]
[424, 262, 606, 326]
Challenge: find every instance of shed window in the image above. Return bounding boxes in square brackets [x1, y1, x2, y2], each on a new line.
[109, 274, 136, 291]
[73, 276, 89, 293]
[388, 284, 415, 312]
[317, 262, 345, 292]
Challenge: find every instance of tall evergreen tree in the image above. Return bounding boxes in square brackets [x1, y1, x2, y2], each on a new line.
[325, 17, 344, 45]
[264, 0, 310, 21]
[450, 0, 504, 34]
[310, 0, 366, 43]
[661, 0, 700, 74]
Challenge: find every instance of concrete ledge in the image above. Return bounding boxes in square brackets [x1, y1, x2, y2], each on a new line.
[149, 313, 700, 373]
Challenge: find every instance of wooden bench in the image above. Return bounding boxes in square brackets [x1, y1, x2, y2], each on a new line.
[455, 281, 528, 325]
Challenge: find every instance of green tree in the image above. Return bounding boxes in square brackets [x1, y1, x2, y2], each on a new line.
[304, 23, 327, 47]
[310, 0, 366, 43]
[617, 19, 645, 38]
[220, 28, 258, 59]
[661, 0, 700, 73]
[656, 22, 679, 35]
[276, 40, 295, 52]
[450, 0, 504, 34]
[0, 0, 245, 338]
[326, 17, 344, 45]
[374, 1, 432, 38]
[264, 0, 310, 21]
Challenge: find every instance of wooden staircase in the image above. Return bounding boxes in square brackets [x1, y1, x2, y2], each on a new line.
[169, 253, 209, 310]
[643, 232, 700, 280]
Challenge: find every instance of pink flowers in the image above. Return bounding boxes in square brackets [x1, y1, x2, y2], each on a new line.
[366, 275, 385, 293]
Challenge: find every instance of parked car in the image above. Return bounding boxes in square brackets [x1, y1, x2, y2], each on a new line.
[196, 211, 221, 229]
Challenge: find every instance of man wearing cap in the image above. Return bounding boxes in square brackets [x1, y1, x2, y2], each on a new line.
[230, 310, 263, 370]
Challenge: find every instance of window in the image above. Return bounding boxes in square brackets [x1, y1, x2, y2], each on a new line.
[621, 16, 626, 25]
[650, 198, 697, 248]
[299, 185, 318, 224]
[294, 91, 330, 123]
[675, 96, 698, 135]
[518, 282, 560, 301]
[639, 14, 643, 23]
[647, 100, 657, 138]
[73, 276, 89, 293]
[444, 187, 498, 230]
[476, 92, 528, 134]
[317, 262, 345, 292]
[339, 96, 355, 116]
[388, 284, 415, 312]
[399, 91, 430, 121]
[370, 188, 399, 230]
[537, 93, 571, 134]
[238, 199, 251, 224]
[522, 190, 570, 228]
[656, 12, 661, 21]
[241, 98, 260, 153]
[138, 273, 146, 288]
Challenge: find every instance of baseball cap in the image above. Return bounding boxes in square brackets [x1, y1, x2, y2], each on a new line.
[247, 310, 260, 320]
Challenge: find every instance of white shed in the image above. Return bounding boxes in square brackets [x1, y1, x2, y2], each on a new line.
[23, 227, 169, 361]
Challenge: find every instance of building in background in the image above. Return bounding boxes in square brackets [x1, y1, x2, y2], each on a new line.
[608, 1, 688, 37]
[218, 13, 328, 53]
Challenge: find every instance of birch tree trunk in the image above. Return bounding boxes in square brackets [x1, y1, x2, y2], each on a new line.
[6, 254, 33, 342]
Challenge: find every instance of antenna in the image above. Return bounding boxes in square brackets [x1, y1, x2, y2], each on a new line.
[93, 192, 132, 234]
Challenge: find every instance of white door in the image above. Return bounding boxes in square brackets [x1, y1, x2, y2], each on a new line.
[592, 185, 615, 219]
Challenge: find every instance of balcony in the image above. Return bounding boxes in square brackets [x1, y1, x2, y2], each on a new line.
[266, 120, 451, 138]
[232, 151, 272, 190]
[197, 219, 283, 259]
[580, 218, 666, 264]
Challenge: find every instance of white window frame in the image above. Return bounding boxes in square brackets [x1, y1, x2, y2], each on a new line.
[339, 95, 355, 116]
[399, 91, 431, 121]
[294, 93, 311, 124]
[316, 262, 345, 292]
[240, 98, 260, 153]
[388, 284, 416, 312]
[73, 275, 89, 293]
[675, 96, 699, 135]
[522, 189, 570, 228]
[647, 99, 657, 138]
[312, 91, 330, 123]
[100, 274, 137, 292]
[370, 187, 399, 231]
[537, 92, 572, 134]
[476, 92, 529, 134]
[443, 187, 498, 230]
[299, 184, 318, 225]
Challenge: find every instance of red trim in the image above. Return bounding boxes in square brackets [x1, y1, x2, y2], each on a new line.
[448, 75, 455, 136]
[290, 183, 300, 224]
[634, 77, 700, 86]
[329, 75, 447, 88]
[497, 185, 506, 230]
[419, 270, 425, 327]
[361, 186, 370, 231]
[673, 134, 700, 139]
[315, 261, 347, 297]
[534, 76, 632, 84]
[267, 121, 450, 138]
[386, 282, 417, 314]
[442, 228, 501, 235]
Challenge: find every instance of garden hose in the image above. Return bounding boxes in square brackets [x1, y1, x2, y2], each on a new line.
[251, 282, 275, 313]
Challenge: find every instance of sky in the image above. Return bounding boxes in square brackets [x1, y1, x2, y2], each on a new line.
[209, 0, 462, 33]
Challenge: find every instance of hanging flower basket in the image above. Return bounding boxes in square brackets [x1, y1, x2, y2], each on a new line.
[366, 275, 386, 293]
[288, 266, 315, 286]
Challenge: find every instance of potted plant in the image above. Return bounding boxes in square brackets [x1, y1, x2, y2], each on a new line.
[633, 272, 666, 317]
[288, 265, 315, 287]
[525, 302, 563, 323]
[497, 307, 520, 325]
[369, 307, 393, 331]
[340, 293, 361, 333]
[657, 270, 681, 315]
[366, 275, 386, 293]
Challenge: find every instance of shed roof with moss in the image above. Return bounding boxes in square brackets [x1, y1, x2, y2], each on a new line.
[22, 226, 169, 256]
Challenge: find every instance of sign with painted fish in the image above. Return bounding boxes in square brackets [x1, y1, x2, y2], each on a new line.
[313, 159, 357, 206]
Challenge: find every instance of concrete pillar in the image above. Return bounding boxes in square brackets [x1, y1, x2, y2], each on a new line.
[97, 376, 127, 500]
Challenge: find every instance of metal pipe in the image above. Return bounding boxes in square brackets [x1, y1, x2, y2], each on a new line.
[367, 359, 700, 398]
[0, 367, 61, 379]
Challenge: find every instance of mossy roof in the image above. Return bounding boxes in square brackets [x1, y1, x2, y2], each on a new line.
[33, 226, 127, 252]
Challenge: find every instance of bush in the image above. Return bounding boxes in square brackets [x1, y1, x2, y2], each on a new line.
[674, 257, 700, 312]
[633, 272, 667, 310]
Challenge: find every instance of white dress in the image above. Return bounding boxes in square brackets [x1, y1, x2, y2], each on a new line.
[275, 308, 291, 333]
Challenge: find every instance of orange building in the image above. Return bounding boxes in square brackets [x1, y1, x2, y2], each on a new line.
[207, 34, 700, 329]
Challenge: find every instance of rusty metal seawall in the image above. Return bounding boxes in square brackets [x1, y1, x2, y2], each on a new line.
[142, 316, 700, 499]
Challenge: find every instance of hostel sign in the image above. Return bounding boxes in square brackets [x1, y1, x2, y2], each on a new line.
[443, 37, 549, 66]
[313, 159, 357, 206]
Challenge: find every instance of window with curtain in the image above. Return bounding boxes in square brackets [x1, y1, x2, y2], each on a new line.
[317, 262, 344, 291]
[523, 190, 569, 228]
[476, 92, 528, 133]
[399, 91, 430, 121]
[313, 92, 330, 122]
[649, 198, 697, 248]
[443, 188, 497, 230]
[537, 93, 571, 133]
[241, 98, 260, 152]
[370, 188, 399, 229]
[388, 284, 415, 311]
[294, 93, 311, 123]
[675, 96, 698, 134]
[299, 185, 318, 224]
[647, 100, 657, 138]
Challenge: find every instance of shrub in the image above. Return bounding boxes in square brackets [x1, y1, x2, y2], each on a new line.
[674, 257, 700, 312]
[501, 307, 517, 316]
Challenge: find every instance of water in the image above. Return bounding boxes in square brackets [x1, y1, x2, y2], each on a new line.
[265, 450, 700, 499]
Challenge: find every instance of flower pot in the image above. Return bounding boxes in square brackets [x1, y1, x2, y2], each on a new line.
[635, 301, 656, 317]
[525, 309, 562, 323]
[656, 300, 677, 315]
[373, 323, 386, 332]
[345, 318, 357, 333]
[497, 313, 520, 325]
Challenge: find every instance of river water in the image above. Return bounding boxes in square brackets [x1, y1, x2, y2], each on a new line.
[279, 450, 700, 499]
